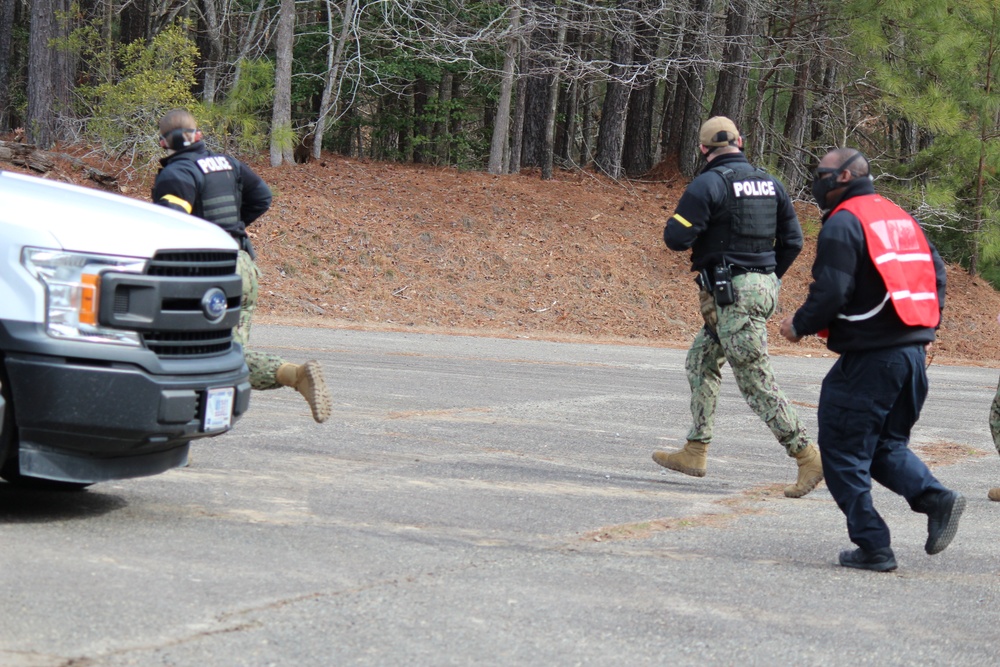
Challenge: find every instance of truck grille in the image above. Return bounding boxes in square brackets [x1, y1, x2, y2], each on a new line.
[137, 249, 241, 358]
[146, 251, 238, 277]
[143, 330, 234, 356]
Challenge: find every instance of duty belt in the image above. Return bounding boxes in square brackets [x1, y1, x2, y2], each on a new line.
[730, 265, 775, 276]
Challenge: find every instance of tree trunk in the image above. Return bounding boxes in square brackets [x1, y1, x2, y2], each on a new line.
[412, 77, 431, 164]
[623, 86, 654, 178]
[577, 31, 596, 167]
[595, 1, 636, 179]
[198, 0, 225, 104]
[119, 0, 148, 45]
[313, 0, 358, 160]
[623, 4, 657, 178]
[542, 4, 569, 180]
[449, 75, 464, 163]
[778, 55, 811, 189]
[398, 89, 412, 161]
[677, 0, 713, 177]
[898, 118, 919, 161]
[520, 11, 552, 170]
[559, 77, 579, 164]
[657, 59, 680, 157]
[510, 54, 528, 172]
[969, 10, 1000, 277]
[0, 0, 16, 131]
[488, 0, 521, 175]
[520, 75, 550, 169]
[709, 0, 755, 127]
[657, 3, 686, 159]
[662, 0, 711, 174]
[810, 60, 838, 145]
[580, 77, 595, 166]
[435, 72, 454, 165]
[53, 0, 74, 136]
[270, 0, 295, 166]
[27, 0, 57, 148]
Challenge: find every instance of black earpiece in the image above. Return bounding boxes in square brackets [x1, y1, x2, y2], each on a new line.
[161, 128, 195, 151]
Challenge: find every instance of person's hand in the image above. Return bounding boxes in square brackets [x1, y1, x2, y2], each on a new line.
[780, 316, 801, 343]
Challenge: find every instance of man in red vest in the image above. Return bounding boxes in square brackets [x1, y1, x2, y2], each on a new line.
[779, 148, 963, 572]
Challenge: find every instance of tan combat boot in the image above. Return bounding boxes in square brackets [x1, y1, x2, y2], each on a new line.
[652, 440, 709, 477]
[277, 360, 332, 424]
[784, 443, 823, 498]
[988, 488, 1000, 501]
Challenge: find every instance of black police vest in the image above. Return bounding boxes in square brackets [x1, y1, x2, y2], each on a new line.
[691, 164, 779, 260]
[192, 154, 244, 238]
[194, 155, 246, 236]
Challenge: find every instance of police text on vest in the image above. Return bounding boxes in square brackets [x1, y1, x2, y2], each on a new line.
[732, 180, 775, 197]
[197, 157, 234, 174]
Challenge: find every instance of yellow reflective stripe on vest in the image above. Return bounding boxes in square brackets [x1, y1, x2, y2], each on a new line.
[160, 194, 192, 214]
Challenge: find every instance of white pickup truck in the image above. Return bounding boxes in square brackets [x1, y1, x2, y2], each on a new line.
[0, 170, 251, 488]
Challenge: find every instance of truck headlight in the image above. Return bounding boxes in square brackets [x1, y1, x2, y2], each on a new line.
[22, 248, 147, 346]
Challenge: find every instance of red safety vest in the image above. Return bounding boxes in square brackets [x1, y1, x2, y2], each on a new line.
[829, 193, 940, 328]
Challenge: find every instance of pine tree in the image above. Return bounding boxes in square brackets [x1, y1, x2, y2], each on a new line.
[845, 0, 1000, 276]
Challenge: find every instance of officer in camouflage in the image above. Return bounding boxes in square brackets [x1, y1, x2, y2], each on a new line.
[653, 116, 823, 498]
[152, 109, 332, 423]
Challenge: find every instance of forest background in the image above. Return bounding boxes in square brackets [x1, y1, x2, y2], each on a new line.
[4, 0, 1000, 287]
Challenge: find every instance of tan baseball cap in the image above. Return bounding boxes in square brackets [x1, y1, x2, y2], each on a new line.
[699, 116, 740, 147]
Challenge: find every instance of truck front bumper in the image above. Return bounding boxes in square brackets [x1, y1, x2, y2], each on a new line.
[4, 353, 251, 483]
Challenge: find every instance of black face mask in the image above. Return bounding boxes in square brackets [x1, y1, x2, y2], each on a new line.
[811, 151, 866, 208]
[810, 174, 838, 209]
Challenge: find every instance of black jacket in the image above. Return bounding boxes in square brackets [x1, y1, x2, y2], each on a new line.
[791, 178, 946, 353]
[152, 141, 272, 242]
[663, 152, 803, 277]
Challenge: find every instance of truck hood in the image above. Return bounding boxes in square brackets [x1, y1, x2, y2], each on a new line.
[0, 171, 238, 257]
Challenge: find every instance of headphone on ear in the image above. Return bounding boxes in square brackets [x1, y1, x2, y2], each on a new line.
[161, 128, 196, 151]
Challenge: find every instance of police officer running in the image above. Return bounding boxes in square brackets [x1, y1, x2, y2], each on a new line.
[780, 148, 963, 571]
[653, 116, 823, 498]
[152, 109, 332, 423]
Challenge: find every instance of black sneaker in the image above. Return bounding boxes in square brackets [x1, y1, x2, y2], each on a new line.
[838, 547, 898, 572]
[925, 490, 966, 555]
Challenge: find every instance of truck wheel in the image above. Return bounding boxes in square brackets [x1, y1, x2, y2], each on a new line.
[0, 366, 91, 491]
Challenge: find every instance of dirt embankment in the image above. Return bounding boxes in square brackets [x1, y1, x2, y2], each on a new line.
[6, 146, 1000, 366]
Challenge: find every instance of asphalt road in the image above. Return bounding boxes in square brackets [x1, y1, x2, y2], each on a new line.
[1, 325, 999, 666]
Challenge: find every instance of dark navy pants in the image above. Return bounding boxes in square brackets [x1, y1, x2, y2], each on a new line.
[817, 344, 946, 551]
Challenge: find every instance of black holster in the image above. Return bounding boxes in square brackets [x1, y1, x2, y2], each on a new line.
[236, 234, 257, 260]
[711, 265, 735, 306]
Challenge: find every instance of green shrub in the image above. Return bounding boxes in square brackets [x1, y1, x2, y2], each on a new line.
[78, 23, 200, 168]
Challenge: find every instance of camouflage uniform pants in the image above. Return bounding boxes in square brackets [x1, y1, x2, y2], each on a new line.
[991, 377, 1000, 453]
[236, 250, 287, 390]
[685, 272, 811, 456]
